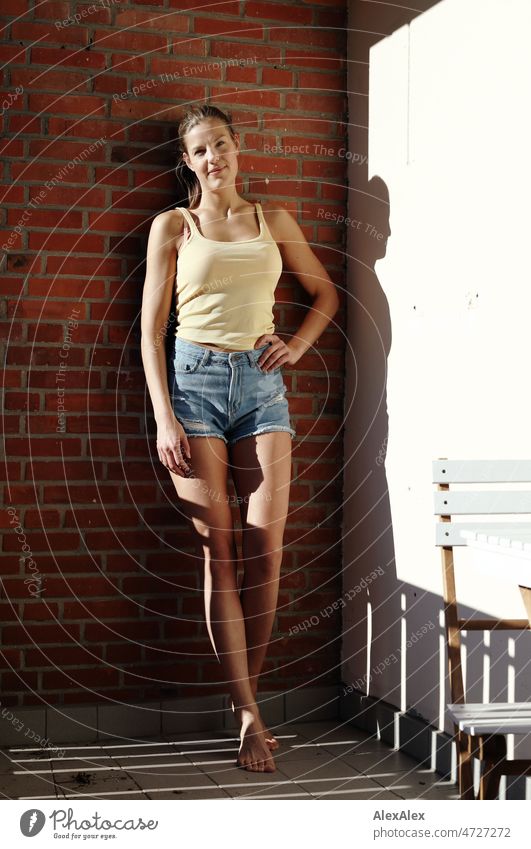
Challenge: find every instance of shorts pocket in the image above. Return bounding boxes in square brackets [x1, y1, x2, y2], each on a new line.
[257, 361, 282, 375]
[172, 355, 204, 374]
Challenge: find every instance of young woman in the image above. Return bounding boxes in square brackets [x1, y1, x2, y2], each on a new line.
[141, 104, 339, 773]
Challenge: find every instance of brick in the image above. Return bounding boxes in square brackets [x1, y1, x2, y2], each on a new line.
[298, 0, 343, 6]
[245, 1, 313, 24]
[2, 624, 81, 644]
[2, 0, 31, 16]
[210, 86, 281, 108]
[42, 667, 120, 690]
[61, 0, 112, 26]
[261, 67, 294, 87]
[210, 40, 281, 63]
[269, 26, 344, 50]
[31, 47, 106, 70]
[249, 179, 312, 198]
[12, 21, 89, 47]
[286, 91, 347, 115]
[285, 48, 344, 71]
[114, 11, 189, 32]
[298, 70, 346, 91]
[238, 152, 298, 175]
[92, 29, 169, 53]
[192, 17, 264, 37]
[111, 95, 203, 121]
[168, 0, 239, 9]
[110, 53, 148, 73]
[25, 645, 105, 667]
[169, 38, 210, 58]
[29, 233, 105, 252]
[226, 65, 258, 83]
[263, 111, 341, 135]
[3, 391, 40, 412]
[0, 138, 24, 157]
[151, 55, 222, 80]
[302, 159, 347, 179]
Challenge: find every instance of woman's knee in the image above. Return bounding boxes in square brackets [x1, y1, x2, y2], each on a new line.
[244, 546, 283, 578]
[203, 534, 237, 578]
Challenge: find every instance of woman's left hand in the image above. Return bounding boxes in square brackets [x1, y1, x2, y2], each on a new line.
[254, 334, 297, 371]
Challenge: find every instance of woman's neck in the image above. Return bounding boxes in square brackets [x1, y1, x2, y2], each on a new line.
[193, 188, 244, 216]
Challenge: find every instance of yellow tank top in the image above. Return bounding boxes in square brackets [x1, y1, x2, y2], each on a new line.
[174, 202, 283, 351]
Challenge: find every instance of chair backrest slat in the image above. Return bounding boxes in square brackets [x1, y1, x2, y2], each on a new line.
[433, 459, 531, 483]
[434, 490, 531, 515]
[435, 521, 531, 546]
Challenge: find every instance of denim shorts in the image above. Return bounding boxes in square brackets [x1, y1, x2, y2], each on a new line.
[167, 337, 296, 447]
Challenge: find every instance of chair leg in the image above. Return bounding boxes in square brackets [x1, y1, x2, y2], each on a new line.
[457, 733, 475, 800]
[479, 759, 503, 800]
[476, 736, 506, 800]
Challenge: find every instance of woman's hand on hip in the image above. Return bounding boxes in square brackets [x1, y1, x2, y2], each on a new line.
[254, 334, 297, 371]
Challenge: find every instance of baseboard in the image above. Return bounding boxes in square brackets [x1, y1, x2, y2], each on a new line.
[0, 685, 340, 748]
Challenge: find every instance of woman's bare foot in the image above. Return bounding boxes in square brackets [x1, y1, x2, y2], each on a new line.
[234, 707, 276, 772]
[230, 699, 279, 751]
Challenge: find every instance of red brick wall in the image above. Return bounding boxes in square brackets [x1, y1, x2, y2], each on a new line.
[1, 0, 347, 707]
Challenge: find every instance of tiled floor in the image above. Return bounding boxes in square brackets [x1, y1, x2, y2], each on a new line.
[0, 719, 459, 800]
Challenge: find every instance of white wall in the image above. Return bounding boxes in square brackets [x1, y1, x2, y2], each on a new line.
[342, 0, 531, 763]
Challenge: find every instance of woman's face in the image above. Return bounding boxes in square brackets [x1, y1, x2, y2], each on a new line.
[182, 119, 240, 195]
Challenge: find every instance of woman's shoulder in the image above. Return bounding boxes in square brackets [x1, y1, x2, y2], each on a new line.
[151, 207, 188, 239]
[257, 200, 296, 240]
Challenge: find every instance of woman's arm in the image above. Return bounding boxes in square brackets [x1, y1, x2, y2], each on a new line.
[140, 210, 183, 424]
[262, 203, 341, 364]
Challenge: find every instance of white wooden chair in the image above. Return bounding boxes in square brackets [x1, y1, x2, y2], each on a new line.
[433, 458, 531, 799]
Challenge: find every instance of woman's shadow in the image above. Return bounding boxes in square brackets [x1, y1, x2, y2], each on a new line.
[343, 175, 403, 707]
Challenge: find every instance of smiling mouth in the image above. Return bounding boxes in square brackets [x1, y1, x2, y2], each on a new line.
[209, 166, 225, 175]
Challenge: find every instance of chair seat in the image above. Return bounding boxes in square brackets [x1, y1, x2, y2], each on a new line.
[448, 703, 531, 734]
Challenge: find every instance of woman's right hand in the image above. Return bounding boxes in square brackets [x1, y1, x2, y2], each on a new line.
[156, 415, 193, 477]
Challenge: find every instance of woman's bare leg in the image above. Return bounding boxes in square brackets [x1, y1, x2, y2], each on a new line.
[230, 431, 293, 750]
[168, 435, 275, 772]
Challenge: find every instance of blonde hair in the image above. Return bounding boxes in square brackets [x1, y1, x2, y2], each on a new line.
[175, 104, 237, 209]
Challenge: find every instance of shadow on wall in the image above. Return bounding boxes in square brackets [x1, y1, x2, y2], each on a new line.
[342, 178, 531, 741]
[342, 175, 403, 706]
[342, 0, 450, 721]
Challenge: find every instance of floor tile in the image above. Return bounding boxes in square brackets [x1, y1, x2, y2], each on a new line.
[0, 755, 15, 775]
[109, 752, 191, 768]
[146, 788, 231, 799]
[46, 757, 120, 774]
[53, 769, 144, 799]
[278, 759, 367, 786]
[286, 720, 371, 739]
[273, 743, 339, 765]
[380, 774, 460, 800]
[342, 746, 430, 775]
[129, 766, 218, 791]
[224, 783, 313, 799]
[283, 775, 383, 798]
[0, 769, 57, 800]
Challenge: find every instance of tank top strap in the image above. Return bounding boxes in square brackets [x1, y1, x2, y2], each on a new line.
[255, 202, 273, 240]
[179, 206, 200, 235]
